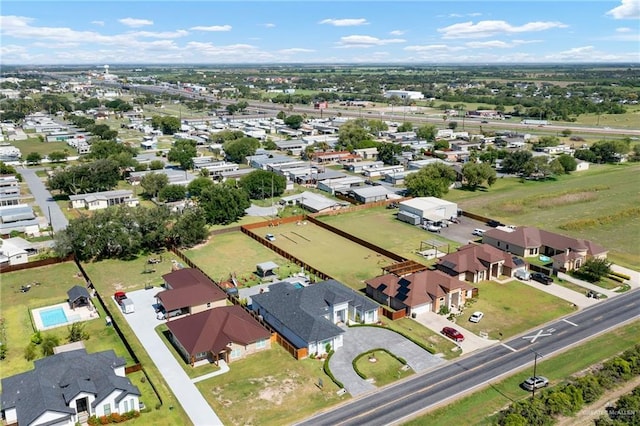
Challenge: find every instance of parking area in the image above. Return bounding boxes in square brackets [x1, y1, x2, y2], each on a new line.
[436, 216, 491, 245]
[413, 312, 499, 354]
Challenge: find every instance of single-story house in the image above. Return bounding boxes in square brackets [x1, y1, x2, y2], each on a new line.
[0, 204, 38, 235]
[280, 191, 349, 213]
[67, 285, 91, 309]
[0, 348, 140, 426]
[365, 269, 475, 315]
[69, 190, 139, 211]
[482, 226, 608, 272]
[398, 197, 458, 223]
[166, 305, 272, 365]
[435, 243, 527, 283]
[0, 237, 31, 266]
[251, 280, 380, 356]
[348, 186, 395, 204]
[155, 268, 227, 318]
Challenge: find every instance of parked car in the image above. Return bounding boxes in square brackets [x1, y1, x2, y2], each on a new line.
[441, 326, 464, 342]
[521, 376, 549, 391]
[426, 224, 441, 233]
[472, 228, 486, 236]
[531, 272, 553, 285]
[469, 311, 484, 323]
[265, 233, 276, 242]
[586, 290, 604, 299]
[487, 219, 505, 228]
[481, 120, 489, 123]
[114, 291, 127, 306]
[514, 270, 531, 281]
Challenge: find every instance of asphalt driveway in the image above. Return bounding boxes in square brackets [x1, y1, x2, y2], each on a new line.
[329, 326, 445, 396]
[19, 166, 68, 232]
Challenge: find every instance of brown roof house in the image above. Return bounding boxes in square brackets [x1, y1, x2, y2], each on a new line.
[166, 305, 272, 366]
[436, 243, 528, 283]
[156, 268, 227, 319]
[365, 269, 474, 316]
[482, 227, 607, 272]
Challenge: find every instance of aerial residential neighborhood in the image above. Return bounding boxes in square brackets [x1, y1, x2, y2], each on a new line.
[1, 1, 639, 426]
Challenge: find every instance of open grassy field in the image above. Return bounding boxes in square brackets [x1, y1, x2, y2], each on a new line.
[260, 221, 397, 290]
[319, 206, 461, 264]
[10, 138, 70, 157]
[195, 344, 346, 426]
[185, 231, 288, 283]
[403, 319, 640, 426]
[0, 261, 133, 379]
[459, 280, 577, 340]
[444, 163, 640, 269]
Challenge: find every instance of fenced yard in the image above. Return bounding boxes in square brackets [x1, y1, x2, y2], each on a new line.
[319, 206, 460, 264]
[257, 220, 397, 290]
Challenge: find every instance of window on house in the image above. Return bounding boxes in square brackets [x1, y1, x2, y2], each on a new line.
[206, 302, 211, 308]
[497, 242, 501, 247]
[256, 339, 266, 349]
[231, 349, 242, 359]
[130, 399, 135, 412]
[103, 403, 111, 416]
[196, 351, 208, 359]
[124, 400, 128, 412]
[506, 244, 509, 250]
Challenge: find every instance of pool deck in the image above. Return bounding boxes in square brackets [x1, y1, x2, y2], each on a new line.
[32, 302, 100, 331]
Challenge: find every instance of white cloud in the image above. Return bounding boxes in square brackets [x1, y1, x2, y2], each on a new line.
[263, 23, 276, 28]
[465, 39, 541, 49]
[606, 0, 640, 19]
[118, 17, 153, 28]
[404, 44, 463, 52]
[389, 30, 405, 36]
[131, 30, 189, 39]
[438, 20, 568, 39]
[91, 21, 104, 26]
[336, 35, 405, 48]
[190, 25, 232, 32]
[319, 18, 369, 27]
[278, 48, 315, 54]
[616, 27, 633, 32]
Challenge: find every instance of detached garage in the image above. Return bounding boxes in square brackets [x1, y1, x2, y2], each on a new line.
[399, 197, 458, 223]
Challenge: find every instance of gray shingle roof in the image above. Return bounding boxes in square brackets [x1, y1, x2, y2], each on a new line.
[1, 349, 139, 426]
[252, 279, 379, 345]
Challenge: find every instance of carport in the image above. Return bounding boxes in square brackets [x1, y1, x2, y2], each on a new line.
[256, 261, 279, 278]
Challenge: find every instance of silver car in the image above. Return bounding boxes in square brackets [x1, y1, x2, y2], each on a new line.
[521, 376, 549, 391]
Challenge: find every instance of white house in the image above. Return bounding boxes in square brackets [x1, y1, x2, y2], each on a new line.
[69, 190, 139, 211]
[1, 348, 141, 426]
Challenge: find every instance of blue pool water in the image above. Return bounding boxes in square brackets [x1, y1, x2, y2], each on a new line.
[293, 283, 304, 289]
[40, 307, 68, 328]
[539, 255, 551, 262]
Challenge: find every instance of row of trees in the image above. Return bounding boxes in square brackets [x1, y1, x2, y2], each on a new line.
[496, 344, 640, 425]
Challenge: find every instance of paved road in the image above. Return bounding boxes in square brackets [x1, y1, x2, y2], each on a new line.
[119, 288, 224, 426]
[19, 166, 68, 232]
[296, 288, 640, 426]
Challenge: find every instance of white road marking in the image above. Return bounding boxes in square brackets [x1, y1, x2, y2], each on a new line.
[563, 318, 578, 327]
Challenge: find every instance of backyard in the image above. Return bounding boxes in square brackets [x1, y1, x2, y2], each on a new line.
[459, 280, 578, 340]
[195, 344, 346, 426]
[253, 221, 398, 290]
[319, 206, 461, 263]
[444, 163, 640, 269]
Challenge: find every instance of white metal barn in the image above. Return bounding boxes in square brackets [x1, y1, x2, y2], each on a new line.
[399, 197, 458, 223]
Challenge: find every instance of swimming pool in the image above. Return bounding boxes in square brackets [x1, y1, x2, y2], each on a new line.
[293, 283, 304, 289]
[39, 307, 69, 328]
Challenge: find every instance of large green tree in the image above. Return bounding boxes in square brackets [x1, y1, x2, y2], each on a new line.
[284, 114, 304, 129]
[47, 159, 120, 195]
[239, 170, 286, 200]
[377, 143, 403, 165]
[461, 162, 497, 189]
[159, 184, 186, 202]
[198, 184, 250, 225]
[168, 139, 197, 169]
[224, 137, 260, 164]
[187, 177, 215, 198]
[140, 172, 169, 199]
[416, 124, 437, 141]
[404, 163, 457, 198]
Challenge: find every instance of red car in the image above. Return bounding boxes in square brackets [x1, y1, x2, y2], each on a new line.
[114, 291, 127, 305]
[441, 326, 465, 342]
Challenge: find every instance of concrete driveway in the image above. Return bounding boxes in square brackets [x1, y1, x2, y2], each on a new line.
[511, 277, 601, 308]
[412, 312, 499, 354]
[245, 204, 278, 217]
[117, 288, 224, 426]
[19, 166, 68, 232]
[329, 326, 445, 397]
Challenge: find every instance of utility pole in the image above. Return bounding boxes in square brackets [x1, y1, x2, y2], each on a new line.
[531, 349, 544, 399]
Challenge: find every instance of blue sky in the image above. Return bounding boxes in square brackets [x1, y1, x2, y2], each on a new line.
[1, 1, 639, 65]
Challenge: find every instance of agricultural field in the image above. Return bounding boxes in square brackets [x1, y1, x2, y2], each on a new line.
[255, 221, 397, 290]
[319, 206, 461, 264]
[444, 163, 640, 269]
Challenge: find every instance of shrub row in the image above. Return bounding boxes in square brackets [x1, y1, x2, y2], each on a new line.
[87, 410, 140, 425]
[560, 207, 640, 231]
[610, 270, 631, 281]
[608, 274, 626, 283]
[323, 350, 344, 390]
[496, 344, 640, 425]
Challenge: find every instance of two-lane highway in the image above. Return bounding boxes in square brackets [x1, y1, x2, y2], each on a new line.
[296, 288, 640, 426]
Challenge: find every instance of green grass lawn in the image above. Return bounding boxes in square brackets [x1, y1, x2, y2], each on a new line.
[403, 320, 640, 426]
[260, 221, 397, 290]
[195, 344, 346, 426]
[459, 280, 577, 340]
[11, 138, 70, 157]
[444, 163, 640, 269]
[320, 206, 461, 263]
[384, 318, 460, 360]
[0, 262, 133, 379]
[185, 231, 287, 283]
[354, 350, 414, 387]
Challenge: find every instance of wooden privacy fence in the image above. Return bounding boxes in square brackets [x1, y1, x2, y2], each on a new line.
[0, 255, 74, 273]
[381, 306, 407, 320]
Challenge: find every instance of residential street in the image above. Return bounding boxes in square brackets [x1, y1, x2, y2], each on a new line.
[18, 166, 68, 232]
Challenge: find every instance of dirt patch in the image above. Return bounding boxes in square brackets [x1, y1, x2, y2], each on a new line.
[257, 377, 297, 405]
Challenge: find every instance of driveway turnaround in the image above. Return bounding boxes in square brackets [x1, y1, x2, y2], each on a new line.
[19, 166, 68, 232]
[118, 288, 224, 426]
[329, 326, 445, 396]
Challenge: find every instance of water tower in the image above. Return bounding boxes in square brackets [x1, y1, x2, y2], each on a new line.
[103, 64, 110, 76]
